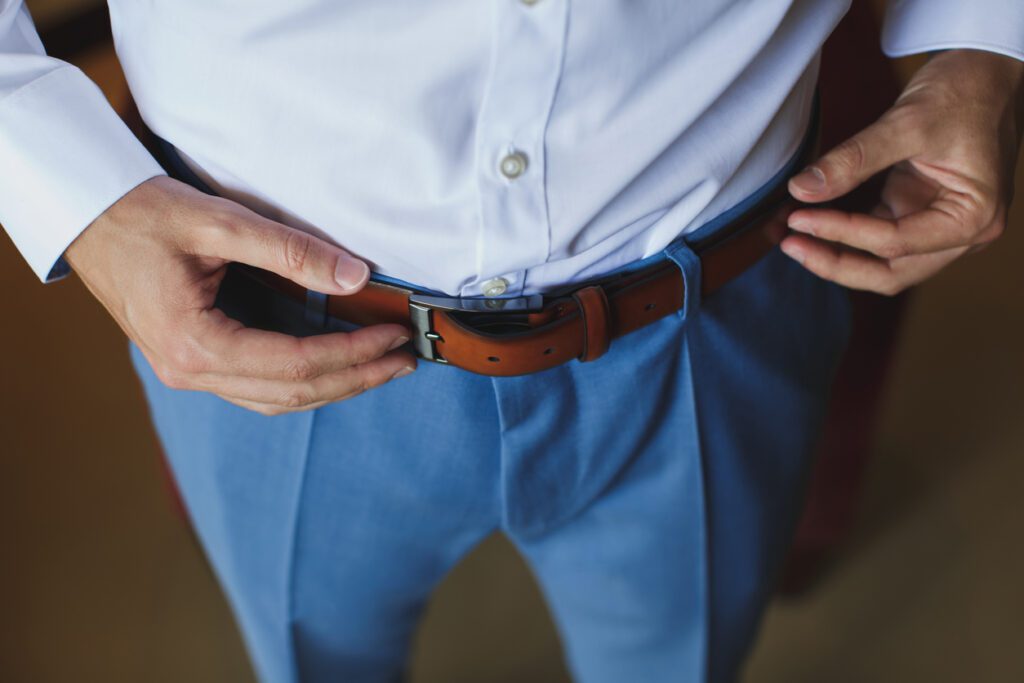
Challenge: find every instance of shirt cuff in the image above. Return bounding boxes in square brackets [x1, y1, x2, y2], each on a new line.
[0, 65, 166, 282]
[882, 0, 1024, 61]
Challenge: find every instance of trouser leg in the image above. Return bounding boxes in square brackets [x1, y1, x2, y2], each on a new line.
[503, 247, 851, 682]
[129, 274, 504, 683]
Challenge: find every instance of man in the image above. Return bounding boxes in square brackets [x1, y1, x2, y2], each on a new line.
[1, 1, 1021, 681]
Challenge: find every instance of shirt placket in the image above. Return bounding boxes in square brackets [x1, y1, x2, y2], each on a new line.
[465, 0, 568, 298]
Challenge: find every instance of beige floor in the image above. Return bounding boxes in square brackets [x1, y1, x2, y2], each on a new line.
[2, 41, 1024, 683]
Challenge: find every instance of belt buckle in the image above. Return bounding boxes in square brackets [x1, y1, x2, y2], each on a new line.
[407, 293, 545, 363]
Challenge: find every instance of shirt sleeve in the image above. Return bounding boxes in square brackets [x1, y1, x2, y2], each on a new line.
[0, 2, 165, 282]
[882, 0, 1024, 61]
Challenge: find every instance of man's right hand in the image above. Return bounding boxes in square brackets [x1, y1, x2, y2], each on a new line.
[65, 176, 416, 415]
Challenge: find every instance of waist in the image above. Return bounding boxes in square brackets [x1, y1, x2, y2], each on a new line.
[156, 119, 815, 301]
[139, 73, 819, 296]
[140, 108, 817, 376]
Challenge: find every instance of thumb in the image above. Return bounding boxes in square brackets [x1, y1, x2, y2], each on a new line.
[200, 212, 369, 295]
[789, 115, 915, 203]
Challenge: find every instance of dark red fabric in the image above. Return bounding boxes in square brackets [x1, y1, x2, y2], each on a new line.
[779, 1, 909, 595]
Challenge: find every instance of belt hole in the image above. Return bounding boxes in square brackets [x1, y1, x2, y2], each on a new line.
[543, 347, 554, 355]
[644, 302, 656, 311]
[487, 356, 500, 363]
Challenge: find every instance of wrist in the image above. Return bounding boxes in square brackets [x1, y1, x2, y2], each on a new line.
[65, 176, 176, 268]
[937, 49, 1023, 119]
[905, 49, 1024, 149]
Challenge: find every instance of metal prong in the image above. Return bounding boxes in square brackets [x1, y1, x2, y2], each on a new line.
[408, 302, 438, 360]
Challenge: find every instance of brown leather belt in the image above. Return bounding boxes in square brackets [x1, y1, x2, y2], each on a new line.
[142, 110, 817, 378]
[241, 192, 797, 376]
[239, 157, 810, 376]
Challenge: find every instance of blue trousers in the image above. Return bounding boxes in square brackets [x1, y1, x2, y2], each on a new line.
[130, 172, 851, 683]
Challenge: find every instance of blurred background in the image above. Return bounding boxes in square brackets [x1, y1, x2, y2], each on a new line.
[2, 1, 1022, 681]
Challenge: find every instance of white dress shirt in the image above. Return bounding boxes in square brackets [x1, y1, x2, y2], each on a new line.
[1, 1, 1022, 296]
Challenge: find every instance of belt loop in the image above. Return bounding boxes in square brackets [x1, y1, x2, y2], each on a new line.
[305, 289, 329, 329]
[572, 285, 612, 362]
[664, 240, 702, 322]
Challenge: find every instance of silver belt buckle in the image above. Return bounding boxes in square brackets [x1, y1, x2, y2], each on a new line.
[407, 293, 545, 363]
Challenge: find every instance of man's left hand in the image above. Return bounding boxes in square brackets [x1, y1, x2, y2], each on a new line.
[783, 49, 1024, 295]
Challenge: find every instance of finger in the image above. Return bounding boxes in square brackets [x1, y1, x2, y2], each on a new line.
[196, 351, 416, 411]
[789, 114, 918, 203]
[787, 204, 969, 259]
[217, 395, 329, 416]
[780, 233, 896, 292]
[779, 233, 965, 295]
[197, 209, 370, 295]
[179, 307, 412, 381]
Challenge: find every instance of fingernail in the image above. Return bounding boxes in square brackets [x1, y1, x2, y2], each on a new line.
[387, 336, 409, 351]
[391, 366, 415, 380]
[791, 166, 826, 194]
[334, 253, 370, 291]
[781, 242, 806, 264]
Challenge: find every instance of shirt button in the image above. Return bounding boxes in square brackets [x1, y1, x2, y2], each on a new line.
[499, 151, 529, 180]
[520, 0, 542, 5]
[482, 277, 509, 297]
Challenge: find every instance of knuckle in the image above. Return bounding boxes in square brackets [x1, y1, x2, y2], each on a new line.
[278, 387, 315, 409]
[211, 210, 243, 236]
[281, 355, 319, 382]
[958, 192, 996, 231]
[199, 210, 242, 249]
[885, 104, 925, 138]
[165, 341, 205, 375]
[154, 364, 186, 389]
[832, 137, 867, 175]
[282, 230, 313, 274]
[341, 385, 368, 402]
[349, 336, 388, 366]
[339, 374, 373, 400]
[352, 377, 373, 397]
[877, 240, 909, 260]
[357, 374, 378, 392]
[330, 333, 383, 368]
[329, 333, 361, 365]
